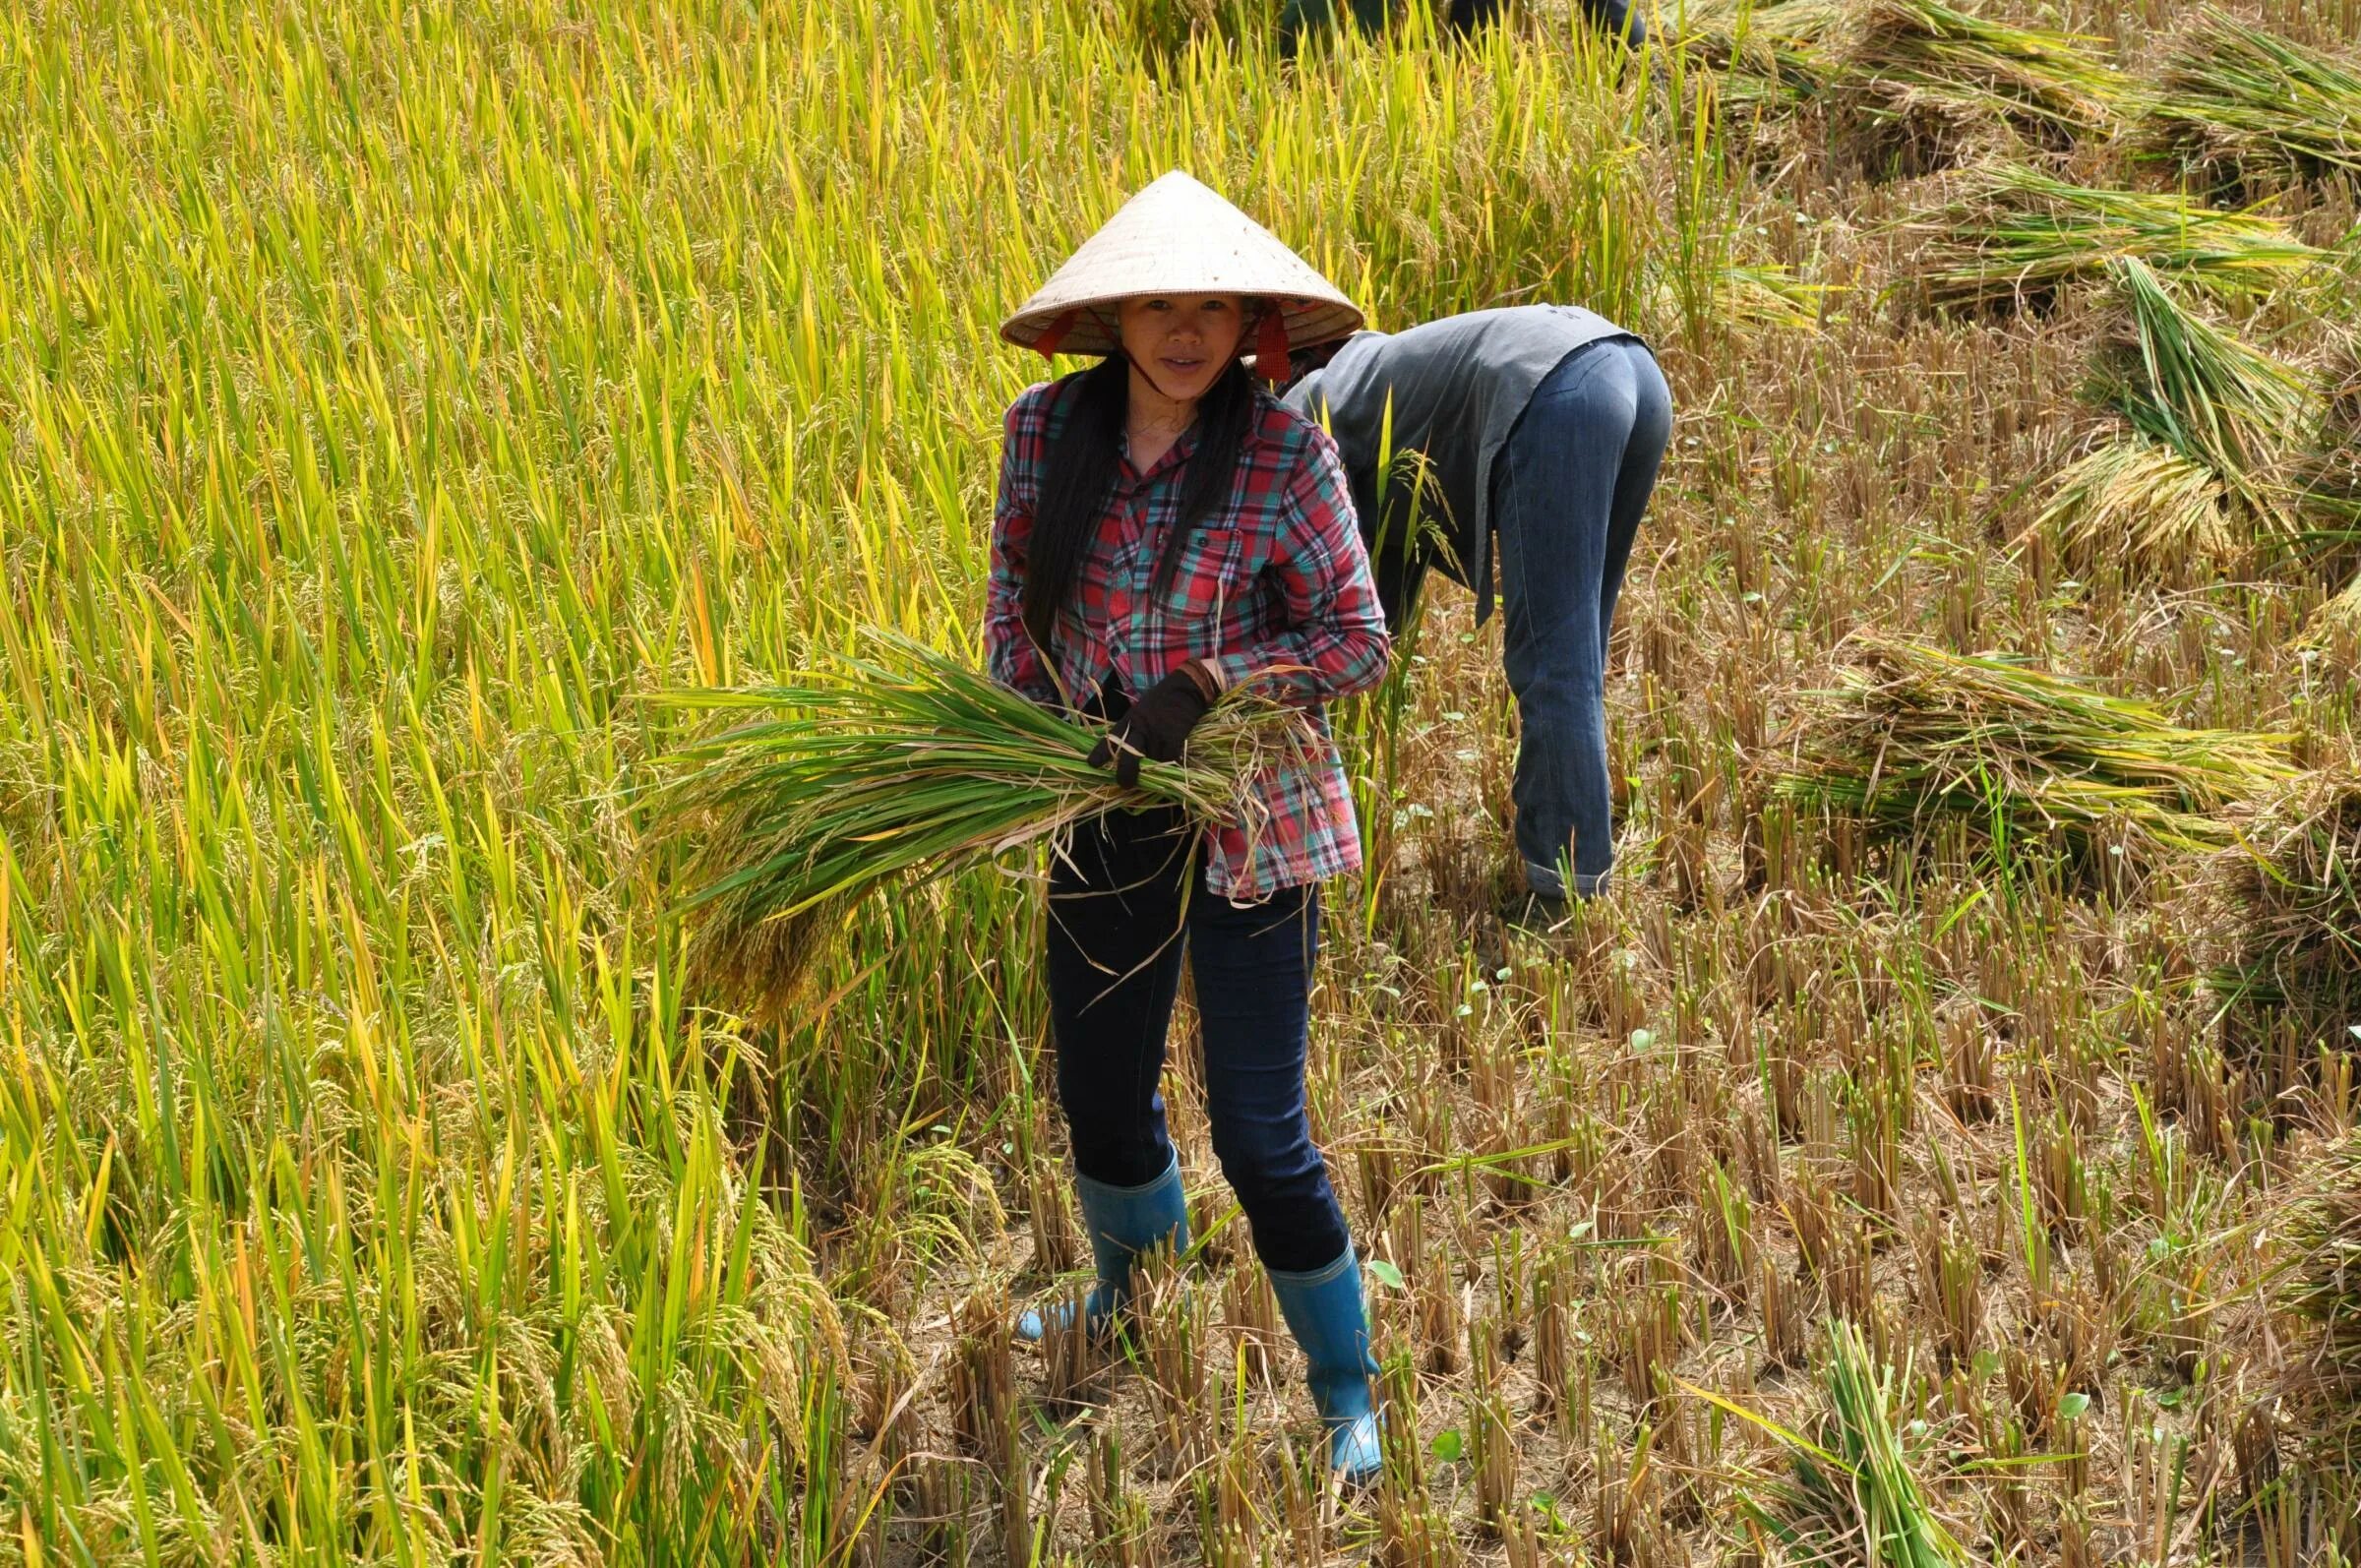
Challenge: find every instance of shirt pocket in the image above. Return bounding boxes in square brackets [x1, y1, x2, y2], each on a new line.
[1154, 521, 1263, 623]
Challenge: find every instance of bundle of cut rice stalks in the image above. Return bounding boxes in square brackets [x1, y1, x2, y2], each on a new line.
[655, 632, 1323, 1012]
[1832, 0, 2126, 162]
[1668, 0, 1846, 109]
[1913, 163, 2328, 312]
[1774, 633, 2295, 864]
[2310, 574, 2361, 655]
[2039, 257, 2311, 573]
[2214, 756, 2361, 1035]
[2098, 257, 2308, 497]
[2139, 6, 2361, 192]
[2034, 436, 2236, 579]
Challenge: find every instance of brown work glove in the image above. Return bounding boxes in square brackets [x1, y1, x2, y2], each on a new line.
[1087, 665, 1217, 788]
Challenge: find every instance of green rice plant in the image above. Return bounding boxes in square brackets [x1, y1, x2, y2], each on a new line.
[2097, 256, 2309, 530]
[1913, 163, 2328, 311]
[1834, 0, 2127, 156]
[1774, 633, 2297, 861]
[2035, 436, 2236, 577]
[2138, 6, 2361, 189]
[657, 632, 1324, 1011]
[1692, 1321, 1971, 1566]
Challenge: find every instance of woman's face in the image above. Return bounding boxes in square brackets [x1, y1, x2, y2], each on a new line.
[1117, 293, 1248, 405]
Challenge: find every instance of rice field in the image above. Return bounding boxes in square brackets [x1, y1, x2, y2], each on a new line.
[3, 0, 2361, 1563]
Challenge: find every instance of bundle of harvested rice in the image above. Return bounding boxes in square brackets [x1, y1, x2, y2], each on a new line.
[1914, 163, 2327, 312]
[2034, 436, 2235, 578]
[2099, 257, 2307, 507]
[2275, 1127, 2361, 1475]
[2216, 758, 2361, 1031]
[1835, 0, 2125, 157]
[657, 633, 1322, 1009]
[1775, 633, 2295, 860]
[2139, 7, 2361, 190]
[1669, 0, 1845, 106]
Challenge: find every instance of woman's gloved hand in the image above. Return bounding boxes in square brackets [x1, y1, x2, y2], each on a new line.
[1088, 663, 1218, 787]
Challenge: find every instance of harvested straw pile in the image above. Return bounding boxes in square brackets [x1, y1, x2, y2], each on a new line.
[1834, 0, 2124, 160]
[1914, 163, 2327, 312]
[2276, 1128, 2361, 1480]
[2215, 760, 2361, 1033]
[2139, 6, 2361, 191]
[657, 633, 1320, 1011]
[1776, 633, 2294, 862]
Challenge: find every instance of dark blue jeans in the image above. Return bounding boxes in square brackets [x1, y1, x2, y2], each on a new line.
[1044, 805, 1349, 1274]
[1493, 337, 1672, 899]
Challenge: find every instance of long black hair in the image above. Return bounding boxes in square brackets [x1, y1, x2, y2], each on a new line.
[1019, 351, 1258, 656]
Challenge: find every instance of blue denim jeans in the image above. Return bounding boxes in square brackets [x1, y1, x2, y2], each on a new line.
[1044, 805, 1349, 1274]
[1492, 338, 1672, 899]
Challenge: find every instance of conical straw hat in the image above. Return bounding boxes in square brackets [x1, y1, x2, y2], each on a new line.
[1000, 171, 1362, 366]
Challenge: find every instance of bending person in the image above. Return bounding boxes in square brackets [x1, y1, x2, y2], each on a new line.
[987, 171, 1392, 1481]
[1285, 304, 1671, 920]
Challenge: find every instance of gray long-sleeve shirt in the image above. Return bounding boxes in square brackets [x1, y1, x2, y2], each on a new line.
[1283, 305, 1641, 625]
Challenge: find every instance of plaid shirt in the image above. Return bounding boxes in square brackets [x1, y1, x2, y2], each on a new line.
[985, 373, 1391, 899]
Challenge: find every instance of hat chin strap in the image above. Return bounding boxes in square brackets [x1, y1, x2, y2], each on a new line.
[1120, 344, 1193, 407]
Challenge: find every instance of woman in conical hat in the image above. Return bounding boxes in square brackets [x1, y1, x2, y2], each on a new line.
[986, 170, 1390, 1481]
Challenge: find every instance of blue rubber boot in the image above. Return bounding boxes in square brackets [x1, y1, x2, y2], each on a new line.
[1015, 1156, 1188, 1343]
[1268, 1245, 1383, 1483]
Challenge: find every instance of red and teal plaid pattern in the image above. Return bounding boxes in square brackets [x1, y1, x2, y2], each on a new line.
[985, 372, 1391, 900]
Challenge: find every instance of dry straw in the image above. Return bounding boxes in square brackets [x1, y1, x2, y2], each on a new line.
[656, 632, 1322, 1013]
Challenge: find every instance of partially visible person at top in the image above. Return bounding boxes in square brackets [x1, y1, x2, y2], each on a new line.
[1281, 0, 1647, 57]
[985, 171, 1392, 1482]
[1284, 305, 1672, 925]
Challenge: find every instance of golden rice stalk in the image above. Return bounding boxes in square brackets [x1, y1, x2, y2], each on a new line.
[2034, 437, 2236, 579]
